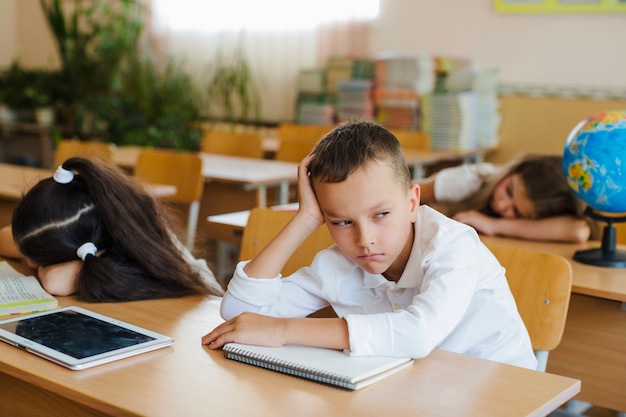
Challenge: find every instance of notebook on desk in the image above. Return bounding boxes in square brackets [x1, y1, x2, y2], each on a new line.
[223, 342, 413, 390]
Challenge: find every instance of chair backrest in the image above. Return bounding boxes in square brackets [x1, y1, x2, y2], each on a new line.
[201, 130, 264, 159]
[484, 242, 572, 371]
[389, 129, 431, 151]
[274, 123, 335, 162]
[134, 149, 204, 250]
[54, 140, 115, 167]
[240, 207, 334, 276]
[134, 149, 203, 204]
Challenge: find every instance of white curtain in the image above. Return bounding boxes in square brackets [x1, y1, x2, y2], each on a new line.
[149, 0, 378, 122]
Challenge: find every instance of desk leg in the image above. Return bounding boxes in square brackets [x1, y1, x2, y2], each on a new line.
[256, 185, 267, 208]
[279, 181, 289, 205]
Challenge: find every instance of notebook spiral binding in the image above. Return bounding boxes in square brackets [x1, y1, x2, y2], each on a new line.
[224, 348, 354, 389]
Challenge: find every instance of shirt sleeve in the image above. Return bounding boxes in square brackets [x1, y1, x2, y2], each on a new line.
[433, 163, 497, 202]
[220, 259, 330, 320]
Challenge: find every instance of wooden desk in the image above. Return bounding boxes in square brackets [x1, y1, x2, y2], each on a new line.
[0, 294, 579, 417]
[403, 146, 495, 179]
[114, 147, 298, 208]
[479, 236, 626, 302]
[480, 236, 626, 412]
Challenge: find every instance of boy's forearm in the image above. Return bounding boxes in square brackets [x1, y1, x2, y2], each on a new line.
[244, 213, 322, 278]
[283, 317, 350, 350]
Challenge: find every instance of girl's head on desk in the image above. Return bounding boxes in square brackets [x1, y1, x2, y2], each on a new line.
[11, 157, 221, 302]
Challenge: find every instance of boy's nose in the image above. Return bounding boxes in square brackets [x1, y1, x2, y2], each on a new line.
[355, 225, 374, 247]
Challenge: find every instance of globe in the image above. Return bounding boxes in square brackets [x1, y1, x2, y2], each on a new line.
[562, 110, 626, 267]
[563, 110, 626, 213]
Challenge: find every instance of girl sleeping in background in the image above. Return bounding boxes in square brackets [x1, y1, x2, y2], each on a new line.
[416, 153, 590, 243]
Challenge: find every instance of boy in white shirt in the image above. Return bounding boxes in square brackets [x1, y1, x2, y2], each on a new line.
[202, 121, 537, 370]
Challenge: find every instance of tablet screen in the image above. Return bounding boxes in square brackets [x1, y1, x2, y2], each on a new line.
[0, 306, 174, 370]
[1, 309, 155, 359]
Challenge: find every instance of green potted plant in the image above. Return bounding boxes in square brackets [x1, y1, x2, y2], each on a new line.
[205, 50, 262, 128]
[39, 0, 144, 137]
[24, 70, 61, 126]
[93, 55, 204, 151]
[0, 66, 16, 123]
[0, 63, 31, 122]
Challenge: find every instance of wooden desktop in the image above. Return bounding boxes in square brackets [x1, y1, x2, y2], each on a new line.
[0, 290, 579, 417]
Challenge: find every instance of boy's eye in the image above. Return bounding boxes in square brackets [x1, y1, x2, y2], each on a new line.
[332, 220, 352, 226]
[375, 211, 389, 218]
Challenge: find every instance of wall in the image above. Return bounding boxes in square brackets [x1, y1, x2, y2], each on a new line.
[0, 0, 18, 68]
[373, 0, 626, 90]
[372, 1, 626, 163]
[0, 0, 58, 69]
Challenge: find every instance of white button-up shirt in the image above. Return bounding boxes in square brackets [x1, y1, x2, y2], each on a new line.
[222, 206, 537, 370]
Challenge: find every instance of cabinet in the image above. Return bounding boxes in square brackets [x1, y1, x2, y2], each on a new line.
[0, 122, 55, 168]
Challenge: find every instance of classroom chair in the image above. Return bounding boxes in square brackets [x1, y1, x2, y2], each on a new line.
[54, 139, 116, 167]
[133, 149, 204, 251]
[200, 130, 264, 159]
[389, 129, 431, 151]
[239, 207, 335, 317]
[484, 242, 572, 372]
[240, 207, 334, 276]
[274, 123, 335, 162]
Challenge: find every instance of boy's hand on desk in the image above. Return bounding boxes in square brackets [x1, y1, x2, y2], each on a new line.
[202, 312, 287, 349]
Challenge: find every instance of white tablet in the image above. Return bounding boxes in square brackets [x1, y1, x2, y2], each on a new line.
[0, 306, 174, 370]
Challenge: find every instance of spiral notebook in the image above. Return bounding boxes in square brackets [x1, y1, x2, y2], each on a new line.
[223, 343, 413, 390]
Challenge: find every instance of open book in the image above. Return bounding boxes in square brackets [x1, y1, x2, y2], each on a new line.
[0, 261, 58, 316]
[223, 342, 413, 390]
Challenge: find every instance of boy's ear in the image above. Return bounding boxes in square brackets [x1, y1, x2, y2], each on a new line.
[409, 183, 420, 220]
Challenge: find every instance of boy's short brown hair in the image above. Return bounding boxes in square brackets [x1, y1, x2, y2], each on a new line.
[309, 121, 410, 189]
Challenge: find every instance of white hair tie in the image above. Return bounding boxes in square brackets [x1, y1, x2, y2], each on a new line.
[76, 242, 98, 261]
[53, 166, 74, 184]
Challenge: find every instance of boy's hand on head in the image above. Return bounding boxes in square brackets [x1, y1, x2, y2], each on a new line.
[201, 312, 287, 349]
[453, 210, 497, 236]
[296, 154, 324, 227]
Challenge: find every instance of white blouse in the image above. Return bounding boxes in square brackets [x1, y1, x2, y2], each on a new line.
[221, 205, 537, 370]
[433, 162, 498, 202]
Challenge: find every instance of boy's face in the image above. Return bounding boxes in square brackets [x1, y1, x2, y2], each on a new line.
[314, 160, 420, 282]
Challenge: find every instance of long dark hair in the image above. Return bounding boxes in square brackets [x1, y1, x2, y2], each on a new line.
[12, 157, 218, 302]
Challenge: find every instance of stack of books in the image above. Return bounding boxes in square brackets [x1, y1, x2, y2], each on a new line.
[422, 61, 501, 150]
[326, 57, 356, 95]
[336, 80, 375, 123]
[373, 53, 434, 131]
[421, 91, 481, 150]
[295, 69, 335, 125]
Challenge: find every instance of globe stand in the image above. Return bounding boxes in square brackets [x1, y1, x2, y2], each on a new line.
[574, 207, 626, 268]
